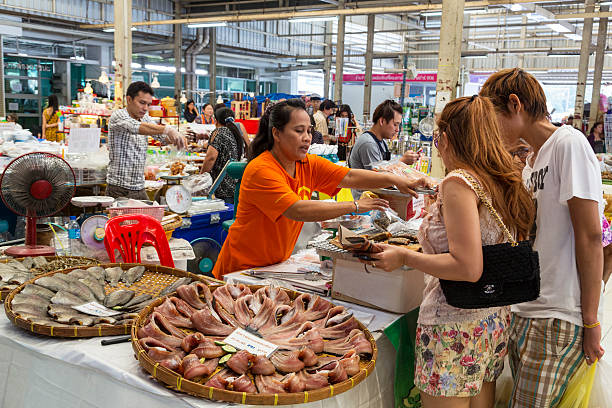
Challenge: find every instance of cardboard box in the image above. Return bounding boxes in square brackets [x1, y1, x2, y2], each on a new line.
[332, 258, 424, 314]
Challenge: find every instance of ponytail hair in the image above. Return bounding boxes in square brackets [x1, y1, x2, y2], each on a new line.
[214, 107, 245, 159]
[248, 99, 307, 161]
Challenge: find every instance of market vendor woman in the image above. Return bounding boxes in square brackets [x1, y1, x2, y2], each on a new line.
[212, 99, 432, 278]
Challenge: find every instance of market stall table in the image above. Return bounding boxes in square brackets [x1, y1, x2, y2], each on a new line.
[0, 293, 400, 408]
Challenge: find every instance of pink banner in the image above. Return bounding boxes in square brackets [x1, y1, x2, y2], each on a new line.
[333, 73, 437, 82]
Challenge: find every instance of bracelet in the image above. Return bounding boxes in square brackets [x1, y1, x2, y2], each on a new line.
[584, 321, 601, 329]
[354, 201, 359, 213]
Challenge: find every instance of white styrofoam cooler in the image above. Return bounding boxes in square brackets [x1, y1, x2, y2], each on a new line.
[332, 258, 424, 314]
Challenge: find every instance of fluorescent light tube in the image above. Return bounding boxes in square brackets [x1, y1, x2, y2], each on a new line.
[289, 16, 338, 23]
[187, 22, 228, 28]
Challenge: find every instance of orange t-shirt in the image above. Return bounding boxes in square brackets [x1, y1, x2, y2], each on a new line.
[212, 151, 350, 278]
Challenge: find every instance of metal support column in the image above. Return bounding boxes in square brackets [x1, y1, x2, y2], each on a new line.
[323, 21, 332, 100]
[589, 4, 608, 129]
[113, 0, 132, 108]
[363, 14, 375, 122]
[575, 0, 596, 128]
[0, 35, 5, 118]
[431, 0, 465, 178]
[174, 1, 182, 100]
[333, 0, 345, 103]
[209, 27, 217, 104]
[517, 16, 527, 68]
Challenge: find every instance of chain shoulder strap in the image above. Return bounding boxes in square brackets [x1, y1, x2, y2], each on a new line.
[451, 170, 518, 246]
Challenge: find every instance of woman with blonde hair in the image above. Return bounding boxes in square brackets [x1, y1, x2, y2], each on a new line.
[365, 95, 535, 407]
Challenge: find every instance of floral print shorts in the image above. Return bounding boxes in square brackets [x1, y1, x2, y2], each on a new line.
[414, 308, 511, 397]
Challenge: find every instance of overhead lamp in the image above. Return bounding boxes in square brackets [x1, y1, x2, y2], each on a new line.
[179, 92, 188, 104]
[187, 22, 227, 28]
[546, 21, 574, 33]
[84, 82, 93, 94]
[145, 64, 176, 73]
[289, 16, 338, 23]
[195, 69, 208, 75]
[98, 70, 109, 84]
[70, 56, 85, 61]
[151, 73, 160, 88]
[421, 11, 442, 17]
[103, 27, 137, 32]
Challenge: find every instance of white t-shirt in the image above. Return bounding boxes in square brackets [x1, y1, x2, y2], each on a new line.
[512, 125, 603, 327]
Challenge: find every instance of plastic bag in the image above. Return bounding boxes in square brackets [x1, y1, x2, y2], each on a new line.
[558, 360, 597, 408]
[589, 358, 612, 408]
[183, 173, 213, 197]
[371, 208, 403, 231]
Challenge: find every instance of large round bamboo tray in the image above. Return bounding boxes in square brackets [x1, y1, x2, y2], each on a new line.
[5, 263, 222, 338]
[132, 284, 378, 405]
[0, 256, 97, 302]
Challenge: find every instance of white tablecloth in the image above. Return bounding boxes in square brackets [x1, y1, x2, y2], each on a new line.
[0, 307, 400, 408]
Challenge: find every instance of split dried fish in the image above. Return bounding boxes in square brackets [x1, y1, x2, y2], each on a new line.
[12, 293, 50, 307]
[123, 298, 155, 313]
[69, 316, 95, 326]
[64, 281, 96, 302]
[121, 266, 146, 286]
[78, 277, 106, 302]
[67, 269, 90, 280]
[105, 267, 124, 287]
[85, 266, 106, 281]
[12, 303, 49, 317]
[118, 294, 152, 310]
[36, 276, 70, 292]
[51, 290, 87, 306]
[48, 305, 92, 324]
[94, 316, 117, 325]
[32, 256, 48, 268]
[21, 257, 35, 269]
[21, 284, 55, 300]
[7, 272, 32, 285]
[159, 277, 192, 296]
[104, 290, 135, 308]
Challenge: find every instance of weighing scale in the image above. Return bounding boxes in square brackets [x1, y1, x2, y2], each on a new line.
[155, 174, 192, 214]
[70, 196, 114, 251]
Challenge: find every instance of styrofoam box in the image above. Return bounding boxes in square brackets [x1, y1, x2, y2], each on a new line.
[332, 258, 424, 314]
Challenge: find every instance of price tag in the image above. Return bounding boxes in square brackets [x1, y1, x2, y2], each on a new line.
[72, 301, 123, 317]
[224, 328, 278, 357]
[68, 128, 101, 153]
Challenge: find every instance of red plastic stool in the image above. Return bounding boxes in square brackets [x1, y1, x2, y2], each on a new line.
[104, 213, 175, 267]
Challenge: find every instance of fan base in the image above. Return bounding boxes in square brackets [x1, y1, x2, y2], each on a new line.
[5, 245, 56, 257]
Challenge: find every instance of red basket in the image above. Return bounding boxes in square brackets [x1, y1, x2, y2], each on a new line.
[107, 206, 166, 221]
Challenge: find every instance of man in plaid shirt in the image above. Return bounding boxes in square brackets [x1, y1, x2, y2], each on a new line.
[107, 81, 186, 199]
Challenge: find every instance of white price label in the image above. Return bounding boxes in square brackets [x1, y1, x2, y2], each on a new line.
[72, 301, 123, 317]
[224, 328, 278, 357]
[68, 128, 101, 153]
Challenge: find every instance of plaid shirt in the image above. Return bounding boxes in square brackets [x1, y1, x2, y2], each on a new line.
[107, 109, 164, 190]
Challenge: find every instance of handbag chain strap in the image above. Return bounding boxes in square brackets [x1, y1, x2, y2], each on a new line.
[453, 170, 518, 247]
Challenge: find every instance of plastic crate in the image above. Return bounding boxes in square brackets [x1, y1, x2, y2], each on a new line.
[107, 205, 166, 221]
[73, 167, 107, 185]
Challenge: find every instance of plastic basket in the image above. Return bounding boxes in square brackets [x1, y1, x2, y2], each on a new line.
[107, 206, 166, 221]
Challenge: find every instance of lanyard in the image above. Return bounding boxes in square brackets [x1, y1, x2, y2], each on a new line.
[366, 131, 391, 161]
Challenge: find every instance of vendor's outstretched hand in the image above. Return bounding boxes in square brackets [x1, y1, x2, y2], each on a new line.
[356, 198, 389, 213]
[166, 127, 187, 150]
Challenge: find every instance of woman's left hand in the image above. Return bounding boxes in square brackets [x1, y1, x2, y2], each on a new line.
[362, 243, 408, 272]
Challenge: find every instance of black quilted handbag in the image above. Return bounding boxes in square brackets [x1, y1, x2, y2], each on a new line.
[439, 170, 541, 309]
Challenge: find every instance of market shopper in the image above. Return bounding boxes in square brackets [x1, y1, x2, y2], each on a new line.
[6, 114, 22, 130]
[335, 104, 362, 161]
[183, 100, 199, 123]
[480, 68, 605, 407]
[362, 96, 535, 407]
[42, 94, 61, 142]
[200, 103, 215, 124]
[588, 121, 605, 153]
[348, 99, 420, 199]
[211, 99, 433, 278]
[313, 99, 336, 143]
[106, 81, 187, 200]
[200, 107, 247, 204]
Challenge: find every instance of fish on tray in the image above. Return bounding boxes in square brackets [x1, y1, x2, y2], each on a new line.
[104, 267, 124, 287]
[51, 290, 88, 306]
[121, 266, 146, 286]
[103, 290, 135, 308]
[158, 277, 192, 296]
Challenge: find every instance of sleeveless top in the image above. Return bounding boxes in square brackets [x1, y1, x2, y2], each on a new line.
[417, 170, 511, 325]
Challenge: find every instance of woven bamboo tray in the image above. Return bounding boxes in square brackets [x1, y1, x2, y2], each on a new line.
[131, 284, 378, 405]
[0, 256, 97, 302]
[5, 263, 222, 338]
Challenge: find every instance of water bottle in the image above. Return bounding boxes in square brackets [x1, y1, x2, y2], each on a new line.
[68, 216, 81, 256]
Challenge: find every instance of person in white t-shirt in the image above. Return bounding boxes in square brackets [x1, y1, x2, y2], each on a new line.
[481, 68, 605, 407]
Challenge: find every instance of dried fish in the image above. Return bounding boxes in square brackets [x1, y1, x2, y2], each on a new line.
[32, 256, 48, 268]
[21, 257, 35, 269]
[7, 272, 33, 285]
[51, 291, 87, 306]
[78, 277, 106, 302]
[67, 269, 90, 280]
[48, 305, 92, 324]
[12, 293, 50, 307]
[104, 290, 135, 308]
[36, 276, 70, 292]
[121, 266, 146, 286]
[94, 316, 117, 325]
[85, 266, 106, 281]
[123, 298, 156, 313]
[105, 267, 124, 287]
[30, 258, 95, 276]
[159, 277, 192, 296]
[118, 294, 152, 310]
[21, 284, 55, 300]
[13, 303, 48, 317]
[7, 260, 28, 272]
[69, 316, 96, 326]
[64, 280, 97, 302]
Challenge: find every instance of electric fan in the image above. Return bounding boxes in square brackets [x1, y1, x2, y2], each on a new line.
[188, 237, 222, 277]
[0, 152, 76, 256]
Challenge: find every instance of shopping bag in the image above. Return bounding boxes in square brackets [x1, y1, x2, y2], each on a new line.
[589, 358, 612, 408]
[558, 359, 597, 408]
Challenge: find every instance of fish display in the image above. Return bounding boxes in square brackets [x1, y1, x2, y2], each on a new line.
[9, 265, 195, 330]
[136, 283, 374, 396]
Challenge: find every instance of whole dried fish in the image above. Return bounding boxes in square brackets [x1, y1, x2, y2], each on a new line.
[48, 305, 92, 324]
[94, 316, 117, 325]
[54, 273, 78, 283]
[32, 256, 48, 268]
[36, 276, 70, 292]
[13, 303, 49, 317]
[86, 266, 106, 282]
[67, 269, 90, 280]
[105, 267, 124, 287]
[69, 316, 96, 326]
[123, 298, 155, 313]
[159, 277, 192, 296]
[78, 277, 106, 302]
[7, 272, 33, 285]
[118, 294, 152, 310]
[51, 291, 87, 306]
[65, 281, 96, 302]
[21, 284, 55, 300]
[21, 257, 35, 269]
[12, 293, 50, 307]
[121, 266, 146, 286]
[7, 260, 28, 272]
[104, 290, 135, 308]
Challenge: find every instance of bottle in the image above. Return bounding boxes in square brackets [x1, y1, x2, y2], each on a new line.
[68, 216, 81, 256]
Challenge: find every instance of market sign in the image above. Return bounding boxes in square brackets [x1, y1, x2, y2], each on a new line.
[333, 73, 437, 82]
[3, 61, 52, 72]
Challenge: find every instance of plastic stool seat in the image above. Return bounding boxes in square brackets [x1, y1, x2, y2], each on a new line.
[104, 214, 174, 267]
[221, 219, 234, 232]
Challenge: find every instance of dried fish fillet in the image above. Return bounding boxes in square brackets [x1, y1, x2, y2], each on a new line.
[21, 284, 55, 300]
[36, 276, 70, 292]
[104, 290, 135, 308]
[51, 291, 87, 306]
[105, 267, 124, 287]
